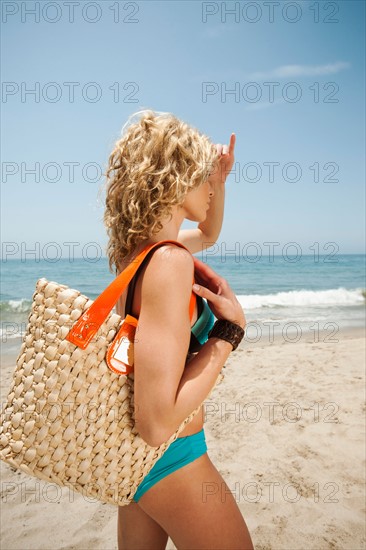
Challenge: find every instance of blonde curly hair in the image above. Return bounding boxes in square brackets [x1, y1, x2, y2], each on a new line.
[101, 109, 219, 274]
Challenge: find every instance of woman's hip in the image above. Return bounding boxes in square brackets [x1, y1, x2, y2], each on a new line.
[133, 428, 207, 503]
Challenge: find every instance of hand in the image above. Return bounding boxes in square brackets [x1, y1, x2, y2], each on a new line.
[191, 255, 246, 330]
[209, 133, 236, 185]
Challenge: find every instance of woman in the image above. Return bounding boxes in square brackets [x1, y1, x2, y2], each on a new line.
[103, 110, 254, 550]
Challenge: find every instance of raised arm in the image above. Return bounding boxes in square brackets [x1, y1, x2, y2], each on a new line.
[178, 133, 236, 255]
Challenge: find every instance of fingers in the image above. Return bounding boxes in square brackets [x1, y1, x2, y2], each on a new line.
[194, 271, 221, 294]
[192, 256, 228, 292]
[215, 134, 235, 159]
[192, 256, 220, 284]
[229, 133, 236, 154]
[216, 144, 223, 156]
[193, 255, 223, 279]
[218, 134, 235, 156]
[192, 282, 221, 302]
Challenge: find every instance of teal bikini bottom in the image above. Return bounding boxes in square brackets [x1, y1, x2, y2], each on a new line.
[133, 429, 207, 503]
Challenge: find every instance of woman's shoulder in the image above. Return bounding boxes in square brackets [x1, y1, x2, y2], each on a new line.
[118, 241, 192, 271]
[136, 242, 194, 320]
[150, 241, 193, 262]
[143, 242, 194, 283]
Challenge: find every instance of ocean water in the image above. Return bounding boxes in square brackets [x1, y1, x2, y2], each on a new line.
[1, 254, 365, 347]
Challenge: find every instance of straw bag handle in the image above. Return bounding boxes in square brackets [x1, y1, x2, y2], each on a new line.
[65, 240, 197, 350]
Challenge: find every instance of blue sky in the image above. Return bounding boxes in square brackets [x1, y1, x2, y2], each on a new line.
[1, 0, 365, 261]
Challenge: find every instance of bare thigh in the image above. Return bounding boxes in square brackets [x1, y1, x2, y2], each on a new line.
[118, 501, 168, 550]
[137, 452, 254, 550]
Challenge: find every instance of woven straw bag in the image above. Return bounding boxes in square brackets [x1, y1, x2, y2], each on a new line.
[0, 240, 222, 506]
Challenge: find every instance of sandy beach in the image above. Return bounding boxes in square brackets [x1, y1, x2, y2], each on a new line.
[1, 327, 365, 550]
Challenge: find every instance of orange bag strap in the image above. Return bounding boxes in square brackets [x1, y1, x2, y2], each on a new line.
[66, 239, 197, 350]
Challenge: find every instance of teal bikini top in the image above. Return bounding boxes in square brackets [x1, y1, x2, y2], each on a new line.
[189, 295, 215, 353]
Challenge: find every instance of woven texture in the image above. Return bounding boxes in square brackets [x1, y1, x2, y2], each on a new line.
[0, 278, 222, 506]
[208, 319, 245, 351]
